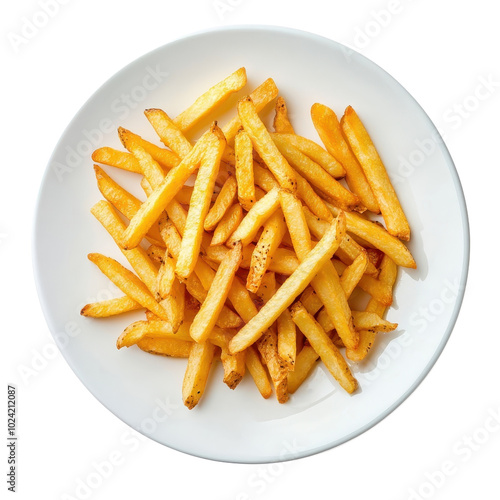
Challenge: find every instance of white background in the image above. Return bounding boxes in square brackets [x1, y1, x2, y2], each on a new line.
[2, 1, 499, 499]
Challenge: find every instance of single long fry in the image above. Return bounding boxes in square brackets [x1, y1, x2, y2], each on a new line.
[182, 341, 217, 409]
[290, 302, 357, 393]
[300, 287, 323, 316]
[137, 337, 192, 358]
[238, 96, 297, 192]
[273, 96, 295, 134]
[92, 147, 142, 173]
[190, 242, 242, 342]
[185, 272, 243, 329]
[311, 103, 379, 213]
[144, 108, 192, 158]
[272, 134, 361, 211]
[173, 67, 247, 133]
[246, 210, 286, 293]
[341, 106, 410, 240]
[273, 133, 345, 178]
[211, 203, 243, 246]
[117, 320, 193, 349]
[157, 252, 176, 299]
[327, 203, 416, 269]
[277, 308, 296, 371]
[340, 252, 368, 298]
[295, 171, 333, 222]
[122, 126, 218, 250]
[245, 345, 273, 399]
[81, 295, 143, 318]
[234, 129, 256, 210]
[253, 163, 279, 192]
[87, 253, 169, 321]
[227, 187, 280, 247]
[287, 346, 319, 394]
[204, 175, 237, 231]
[176, 128, 226, 278]
[222, 78, 279, 141]
[229, 212, 346, 353]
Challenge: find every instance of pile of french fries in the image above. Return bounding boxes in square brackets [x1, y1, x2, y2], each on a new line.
[81, 67, 416, 408]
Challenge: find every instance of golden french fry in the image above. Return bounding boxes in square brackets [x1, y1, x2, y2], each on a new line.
[311, 103, 379, 213]
[245, 345, 273, 399]
[222, 78, 279, 141]
[273, 133, 345, 178]
[182, 341, 217, 409]
[234, 128, 256, 210]
[277, 308, 296, 371]
[122, 125, 220, 250]
[327, 203, 416, 269]
[190, 242, 242, 342]
[185, 272, 243, 329]
[147, 244, 166, 265]
[92, 147, 142, 173]
[229, 212, 346, 353]
[81, 295, 143, 318]
[287, 345, 319, 394]
[117, 320, 193, 349]
[91, 201, 159, 296]
[157, 252, 176, 299]
[204, 175, 237, 231]
[290, 302, 357, 393]
[295, 171, 333, 223]
[144, 108, 192, 158]
[351, 311, 398, 332]
[347, 256, 398, 361]
[238, 96, 297, 192]
[253, 163, 279, 192]
[299, 287, 323, 316]
[227, 187, 280, 247]
[255, 271, 276, 304]
[341, 106, 410, 240]
[272, 134, 362, 211]
[340, 252, 368, 298]
[273, 96, 295, 134]
[211, 203, 243, 246]
[173, 67, 247, 133]
[246, 210, 286, 293]
[137, 337, 192, 358]
[87, 253, 169, 321]
[176, 128, 226, 279]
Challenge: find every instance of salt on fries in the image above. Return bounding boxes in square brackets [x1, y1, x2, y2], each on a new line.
[82, 68, 416, 409]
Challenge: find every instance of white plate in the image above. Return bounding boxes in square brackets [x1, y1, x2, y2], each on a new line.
[33, 26, 469, 463]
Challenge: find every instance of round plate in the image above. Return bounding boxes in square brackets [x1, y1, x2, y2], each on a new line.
[33, 26, 469, 463]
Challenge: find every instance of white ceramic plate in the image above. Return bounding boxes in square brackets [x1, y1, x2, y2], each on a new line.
[33, 26, 469, 463]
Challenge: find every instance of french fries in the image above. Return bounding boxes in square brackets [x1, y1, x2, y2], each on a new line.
[341, 106, 410, 240]
[84, 68, 416, 408]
